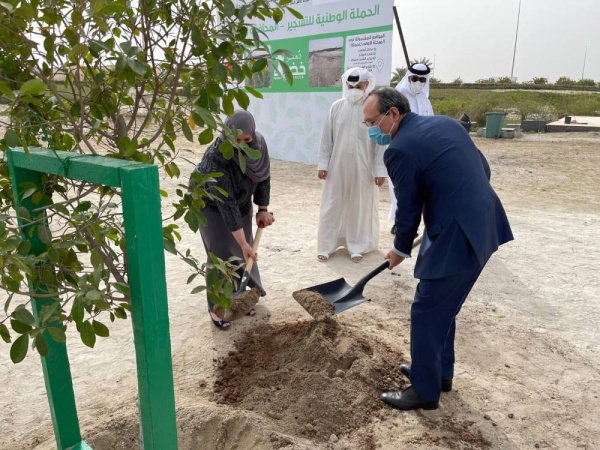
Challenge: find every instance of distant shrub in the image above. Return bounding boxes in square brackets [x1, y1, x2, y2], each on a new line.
[429, 77, 442, 84]
[578, 78, 596, 87]
[430, 89, 600, 127]
[532, 77, 548, 85]
[555, 76, 575, 85]
[477, 77, 496, 84]
[451, 77, 463, 84]
[496, 77, 513, 84]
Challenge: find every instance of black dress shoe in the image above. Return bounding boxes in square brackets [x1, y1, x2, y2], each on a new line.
[399, 363, 453, 392]
[380, 386, 439, 411]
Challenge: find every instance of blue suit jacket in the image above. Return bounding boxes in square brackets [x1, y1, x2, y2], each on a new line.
[384, 113, 513, 279]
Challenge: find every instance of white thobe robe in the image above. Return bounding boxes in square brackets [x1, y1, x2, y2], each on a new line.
[317, 98, 387, 256]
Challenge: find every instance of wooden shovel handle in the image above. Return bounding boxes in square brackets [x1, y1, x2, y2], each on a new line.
[244, 226, 263, 273]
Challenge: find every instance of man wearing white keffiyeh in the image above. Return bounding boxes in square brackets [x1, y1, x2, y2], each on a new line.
[316, 67, 387, 263]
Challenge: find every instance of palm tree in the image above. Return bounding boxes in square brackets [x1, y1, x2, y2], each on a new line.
[390, 67, 407, 86]
[410, 57, 433, 69]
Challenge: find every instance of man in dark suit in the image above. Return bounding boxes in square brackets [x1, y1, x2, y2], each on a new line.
[363, 88, 513, 411]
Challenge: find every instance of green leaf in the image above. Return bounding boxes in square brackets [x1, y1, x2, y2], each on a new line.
[40, 302, 58, 325]
[34, 333, 48, 357]
[187, 273, 199, 284]
[218, 140, 234, 159]
[272, 8, 284, 23]
[222, 95, 234, 117]
[46, 247, 59, 264]
[245, 85, 263, 99]
[92, 320, 109, 337]
[0, 3, 13, 13]
[0, 323, 10, 343]
[163, 238, 177, 255]
[191, 285, 207, 294]
[10, 319, 32, 334]
[90, 249, 103, 269]
[112, 282, 130, 296]
[252, 58, 268, 73]
[4, 293, 13, 315]
[47, 326, 66, 343]
[4, 129, 19, 148]
[72, 297, 84, 325]
[198, 128, 214, 145]
[85, 290, 103, 302]
[195, 107, 217, 129]
[19, 79, 47, 96]
[128, 59, 149, 76]
[0, 81, 15, 99]
[80, 320, 96, 348]
[234, 89, 250, 110]
[163, 134, 175, 152]
[113, 306, 127, 319]
[10, 334, 29, 363]
[278, 61, 294, 86]
[287, 6, 303, 19]
[13, 306, 35, 326]
[182, 119, 194, 142]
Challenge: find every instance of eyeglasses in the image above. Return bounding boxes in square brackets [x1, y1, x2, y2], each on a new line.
[363, 110, 390, 127]
[409, 76, 427, 83]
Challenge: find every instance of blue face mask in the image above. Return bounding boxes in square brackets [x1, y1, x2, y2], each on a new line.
[368, 125, 392, 146]
[367, 110, 394, 146]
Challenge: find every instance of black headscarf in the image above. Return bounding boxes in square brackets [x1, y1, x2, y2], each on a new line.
[224, 110, 270, 183]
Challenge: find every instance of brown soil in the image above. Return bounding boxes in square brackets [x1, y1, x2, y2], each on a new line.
[214, 320, 406, 442]
[292, 289, 335, 320]
[214, 287, 261, 321]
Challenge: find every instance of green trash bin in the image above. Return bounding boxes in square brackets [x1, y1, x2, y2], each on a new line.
[484, 112, 507, 138]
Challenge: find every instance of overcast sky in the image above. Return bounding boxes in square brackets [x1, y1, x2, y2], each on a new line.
[391, 0, 600, 83]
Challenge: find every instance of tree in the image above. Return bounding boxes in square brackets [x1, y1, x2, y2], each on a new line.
[531, 77, 548, 85]
[0, 0, 298, 362]
[556, 76, 576, 85]
[390, 67, 407, 86]
[578, 78, 596, 87]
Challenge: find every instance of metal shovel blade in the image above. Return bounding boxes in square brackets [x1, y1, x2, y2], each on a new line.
[305, 277, 369, 314]
[304, 236, 423, 315]
[306, 260, 391, 314]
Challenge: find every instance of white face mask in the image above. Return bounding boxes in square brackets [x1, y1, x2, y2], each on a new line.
[410, 81, 426, 95]
[346, 88, 365, 103]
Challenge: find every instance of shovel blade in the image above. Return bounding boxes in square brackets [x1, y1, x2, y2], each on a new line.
[306, 278, 369, 314]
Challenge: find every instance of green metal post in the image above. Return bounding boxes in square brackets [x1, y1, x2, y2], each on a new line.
[120, 165, 178, 449]
[6, 148, 179, 449]
[6, 152, 83, 450]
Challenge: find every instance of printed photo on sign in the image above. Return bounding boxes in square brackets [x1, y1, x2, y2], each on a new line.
[309, 37, 343, 88]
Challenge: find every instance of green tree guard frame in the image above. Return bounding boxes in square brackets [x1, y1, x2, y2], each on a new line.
[6, 148, 178, 450]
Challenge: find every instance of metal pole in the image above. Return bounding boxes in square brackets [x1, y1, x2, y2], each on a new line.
[510, 0, 522, 80]
[393, 6, 410, 68]
[581, 45, 588, 80]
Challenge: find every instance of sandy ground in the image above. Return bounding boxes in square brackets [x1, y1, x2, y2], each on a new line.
[1, 131, 599, 449]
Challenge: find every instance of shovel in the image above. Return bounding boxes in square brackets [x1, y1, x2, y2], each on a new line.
[294, 236, 422, 317]
[213, 225, 264, 321]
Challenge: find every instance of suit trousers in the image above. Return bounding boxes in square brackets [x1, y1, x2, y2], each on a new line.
[409, 265, 485, 401]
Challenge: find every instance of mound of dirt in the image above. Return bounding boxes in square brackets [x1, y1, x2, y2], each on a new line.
[214, 319, 407, 442]
[292, 289, 335, 320]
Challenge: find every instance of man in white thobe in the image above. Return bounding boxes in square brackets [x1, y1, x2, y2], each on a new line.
[317, 68, 387, 263]
[388, 63, 434, 233]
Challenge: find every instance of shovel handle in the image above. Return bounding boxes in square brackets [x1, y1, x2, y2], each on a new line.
[243, 225, 263, 274]
[349, 235, 423, 295]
